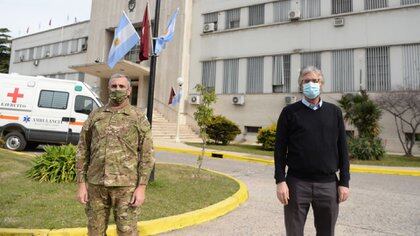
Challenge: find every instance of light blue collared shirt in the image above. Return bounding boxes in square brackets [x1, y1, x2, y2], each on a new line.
[301, 98, 323, 110]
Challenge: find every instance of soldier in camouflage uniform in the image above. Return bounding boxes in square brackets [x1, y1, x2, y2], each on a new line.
[76, 73, 155, 236]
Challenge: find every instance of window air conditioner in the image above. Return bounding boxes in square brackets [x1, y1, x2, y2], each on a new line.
[288, 10, 301, 20]
[232, 95, 245, 105]
[333, 17, 345, 27]
[203, 23, 216, 33]
[285, 96, 297, 105]
[189, 95, 201, 105]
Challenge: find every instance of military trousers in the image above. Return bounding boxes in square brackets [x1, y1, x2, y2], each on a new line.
[284, 176, 339, 236]
[85, 184, 139, 236]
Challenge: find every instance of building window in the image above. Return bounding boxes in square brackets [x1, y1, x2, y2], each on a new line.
[249, 4, 265, 26]
[247, 57, 264, 94]
[42, 45, 51, 58]
[301, 52, 321, 69]
[402, 44, 420, 90]
[405, 133, 420, 142]
[332, 0, 353, 14]
[365, 0, 388, 10]
[202, 61, 216, 91]
[225, 8, 240, 29]
[80, 37, 88, 51]
[70, 39, 78, 53]
[38, 90, 69, 109]
[366, 46, 390, 91]
[34, 46, 42, 59]
[28, 48, 34, 60]
[401, 0, 420, 5]
[61, 41, 69, 55]
[245, 126, 262, 133]
[204, 12, 218, 30]
[301, 0, 321, 18]
[223, 59, 239, 94]
[273, 0, 291, 22]
[52, 43, 60, 56]
[332, 49, 354, 92]
[14, 50, 21, 62]
[273, 55, 291, 93]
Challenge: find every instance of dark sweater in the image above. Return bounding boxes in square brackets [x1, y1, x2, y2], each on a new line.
[274, 101, 350, 187]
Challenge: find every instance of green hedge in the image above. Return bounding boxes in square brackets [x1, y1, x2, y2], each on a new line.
[348, 137, 385, 160]
[257, 124, 277, 151]
[207, 115, 241, 145]
[27, 144, 77, 183]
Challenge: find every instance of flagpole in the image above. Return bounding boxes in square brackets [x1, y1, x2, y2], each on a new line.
[146, 0, 161, 182]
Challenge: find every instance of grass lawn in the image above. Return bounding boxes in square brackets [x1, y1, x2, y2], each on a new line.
[0, 149, 239, 229]
[185, 142, 420, 167]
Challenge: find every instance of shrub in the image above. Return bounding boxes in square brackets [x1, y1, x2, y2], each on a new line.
[27, 144, 77, 183]
[257, 124, 277, 151]
[207, 115, 241, 145]
[348, 137, 385, 160]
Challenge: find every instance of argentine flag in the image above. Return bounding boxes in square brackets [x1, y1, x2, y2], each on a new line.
[154, 8, 179, 55]
[107, 12, 140, 69]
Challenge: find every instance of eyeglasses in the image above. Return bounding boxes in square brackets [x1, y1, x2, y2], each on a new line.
[302, 79, 321, 84]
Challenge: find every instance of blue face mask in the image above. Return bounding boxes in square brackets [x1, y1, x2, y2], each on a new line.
[303, 82, 320, 99]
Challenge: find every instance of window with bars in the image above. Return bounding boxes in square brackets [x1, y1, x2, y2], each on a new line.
[402, 44, 420, 90]
[301, 0, 321, 18]
[273, 55, 291, 93]
[366, 47, 390, 91]
[273, 0, 291, 22]
[332, 49, 354, 92]
[301, 52, 321, 69]
[247, 57, 264, 94]
[249, 4, 265, 26]
[332, 0, 353, 14]
[365, 0, 388, 10]
[202, 61, 216, 90]
[204, 12, 218, 30]
[401, 0, 420, 5]
[223, 59, 239, 94]
[226, 9, 240, 29]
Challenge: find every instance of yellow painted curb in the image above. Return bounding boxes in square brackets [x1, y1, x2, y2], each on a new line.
[0, 161, 248, 236]
[155, 146, 420, 177]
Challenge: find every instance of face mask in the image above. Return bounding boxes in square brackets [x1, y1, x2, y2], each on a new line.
[109, 90, 128, 105]
[303, 82, 320, 99]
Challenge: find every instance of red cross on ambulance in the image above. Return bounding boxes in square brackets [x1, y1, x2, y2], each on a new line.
[7, 88, 24, 103]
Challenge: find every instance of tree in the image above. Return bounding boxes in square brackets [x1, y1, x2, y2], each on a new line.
[338, 90, 382, 138]
[193, 84, 216, 173]
[376, 90, 420, 157]
[338, 90, 385, 160]
[0, 28, 11, 73]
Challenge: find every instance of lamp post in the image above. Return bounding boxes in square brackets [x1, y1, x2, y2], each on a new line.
[175, 76, 184, 143]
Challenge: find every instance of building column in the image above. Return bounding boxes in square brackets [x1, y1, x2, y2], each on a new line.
[290, 53, 301, 93]
[238, 58, 247, 93]
[263, 56, 273, 93]
[215, 60, 224, 94]
[353, 0, 365, 12]
[354, 49, 366, 91]
[321, 0, 332, 17]
[219, 11, 226, 30]
[390, 46, 403, 90]
[240, 7, 249, 28]
[137, 74, 149, 110]
[265, 3, 274, 25]
[321, 51, 332, 92]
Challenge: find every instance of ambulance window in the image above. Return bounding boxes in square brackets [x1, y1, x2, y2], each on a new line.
[38, 90, 69, 109]
[75, 95, 98, 115]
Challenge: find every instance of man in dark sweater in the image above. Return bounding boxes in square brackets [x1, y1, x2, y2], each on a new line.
[275, 66, 350, 236]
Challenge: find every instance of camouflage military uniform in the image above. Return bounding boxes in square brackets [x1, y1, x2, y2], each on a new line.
[76, 103, 155, 236]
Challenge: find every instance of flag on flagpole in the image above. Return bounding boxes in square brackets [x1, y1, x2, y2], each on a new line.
[139, 3, 151, 62]
[154, 8, 179, 55]
[168, 87, 176, 105]
[107, 11, 140, 69]
[26, 27, 29, 34]
[49, 18, 52, 26]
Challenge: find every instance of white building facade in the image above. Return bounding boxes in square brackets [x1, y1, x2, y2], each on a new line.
[7, 0, 420, 154]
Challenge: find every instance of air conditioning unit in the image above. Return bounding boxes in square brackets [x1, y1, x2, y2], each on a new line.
[232, 95, 245, 105]
[285, 96, 297, 105]
[288, 10, 301, 20]
[334, 17, 345, 27]
[203, 23, 216, 33]
[33, 59, 39, 66]
[189, 95, 201, 105]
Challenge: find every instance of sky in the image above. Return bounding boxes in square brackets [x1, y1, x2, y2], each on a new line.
[0, 0, 92, 39]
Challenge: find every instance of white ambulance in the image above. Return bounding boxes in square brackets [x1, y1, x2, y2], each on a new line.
[0, 73, 103, 150]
